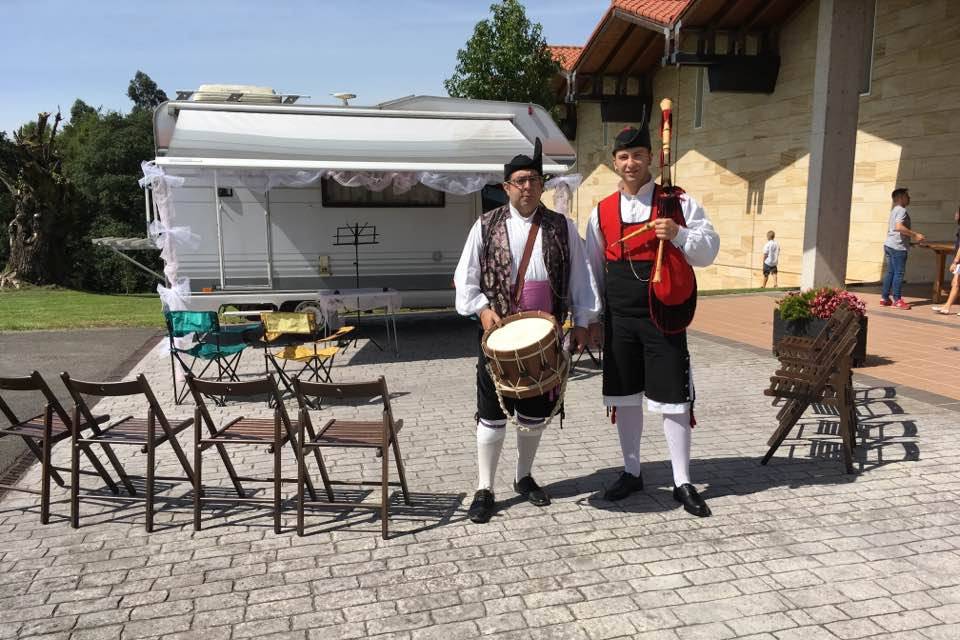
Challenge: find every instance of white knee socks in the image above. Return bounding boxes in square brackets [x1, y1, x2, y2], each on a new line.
[663, 410, 692, 486]
[615, 405, 692, 484]
[476, 422, 506, 491]
[614, 405, 644, 476]
[515, 426, 544, 482]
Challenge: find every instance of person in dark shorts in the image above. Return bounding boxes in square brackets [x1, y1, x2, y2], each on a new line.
[762, 230, 780, 288]
[453, 139, 600, 524]
[584, 125, 720, 517]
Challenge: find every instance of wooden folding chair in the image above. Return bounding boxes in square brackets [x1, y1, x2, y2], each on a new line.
[0, 371, 130, 523]
[293, 376, 411, 539]
[187, 375, 319, 533]
[61, 373, 196, 531]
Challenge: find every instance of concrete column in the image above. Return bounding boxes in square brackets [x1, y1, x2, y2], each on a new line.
[801, 0, 871, 289]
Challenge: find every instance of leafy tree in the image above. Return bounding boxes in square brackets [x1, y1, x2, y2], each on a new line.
[127, 70, 168, 111]
[70, 98, 97, 122]
[444, 0, 560, 111]
[59, 102, 159, 292]
[0, 71, 166, 291]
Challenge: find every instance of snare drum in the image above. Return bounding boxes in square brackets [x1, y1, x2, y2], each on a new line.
[481, 311, 566, 399]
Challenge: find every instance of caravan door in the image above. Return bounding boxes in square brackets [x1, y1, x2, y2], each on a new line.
[215, 182, 273, 289]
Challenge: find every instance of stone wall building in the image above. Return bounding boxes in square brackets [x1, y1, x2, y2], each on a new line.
[549, 0, 960, 291]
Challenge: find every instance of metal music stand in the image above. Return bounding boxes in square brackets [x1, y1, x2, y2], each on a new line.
[333, 223, 383, 350]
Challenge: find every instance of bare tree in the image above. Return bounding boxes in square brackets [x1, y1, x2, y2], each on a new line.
[0, 111, 70, 288]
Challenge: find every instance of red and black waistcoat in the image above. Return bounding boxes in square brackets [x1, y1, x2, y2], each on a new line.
[599, 186, 672, 317]
[599, 186, 664, 263]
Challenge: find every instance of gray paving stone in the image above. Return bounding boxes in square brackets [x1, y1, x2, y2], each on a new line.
[17, 615, 77, 637]
[410, 620, 481, 640]
[579, 613, 637, 640]
[70, 625, 126, 640]
[0, 323, 956, 640]
[675, 621, 737, 640]
[121, 614, 192, 639]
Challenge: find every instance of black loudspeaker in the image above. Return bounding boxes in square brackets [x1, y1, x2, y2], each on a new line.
[600, 96, 651, 124]
[707, 56, 781, 93]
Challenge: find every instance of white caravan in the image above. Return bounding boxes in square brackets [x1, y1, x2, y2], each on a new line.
[140, 90, 577, 314]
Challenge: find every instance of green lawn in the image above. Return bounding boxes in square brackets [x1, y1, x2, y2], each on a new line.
[700, 286, 794, 296]
[0, 285, 796, 331]
[0, 288, 164, 331]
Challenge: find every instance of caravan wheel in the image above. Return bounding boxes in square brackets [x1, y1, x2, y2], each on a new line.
[294, 300, 327, 331]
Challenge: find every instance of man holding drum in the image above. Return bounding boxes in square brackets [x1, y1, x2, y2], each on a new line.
[584, 124, 719, 517]
[454, 139, 600, 524]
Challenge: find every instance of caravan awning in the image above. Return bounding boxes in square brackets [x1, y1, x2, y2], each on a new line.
[156, 108, 572, 174]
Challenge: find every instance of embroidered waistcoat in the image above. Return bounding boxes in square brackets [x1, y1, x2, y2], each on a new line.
[479, 204, 570, 321]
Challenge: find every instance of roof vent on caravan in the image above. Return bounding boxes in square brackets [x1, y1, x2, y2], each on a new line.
[184, 84, 283, 104]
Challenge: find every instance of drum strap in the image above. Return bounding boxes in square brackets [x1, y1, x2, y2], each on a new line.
[512, 211, 543, 310]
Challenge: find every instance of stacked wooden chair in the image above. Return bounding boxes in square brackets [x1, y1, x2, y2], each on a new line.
[763, 303, 861, 473]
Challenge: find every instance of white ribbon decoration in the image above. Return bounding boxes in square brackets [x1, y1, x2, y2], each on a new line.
[544, 174, 583, 216]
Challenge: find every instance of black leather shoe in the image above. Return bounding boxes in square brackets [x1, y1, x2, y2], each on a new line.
[673, 483, 711, 517]
[513, 476, 551, 507]
[603, 471, 644, 501]
[468, 489, 496, 524]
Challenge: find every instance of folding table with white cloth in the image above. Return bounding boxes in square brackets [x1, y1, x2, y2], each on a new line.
[316, 288, 402, 354]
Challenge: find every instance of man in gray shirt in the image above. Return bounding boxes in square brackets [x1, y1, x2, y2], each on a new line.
[881, 188, 925, 309]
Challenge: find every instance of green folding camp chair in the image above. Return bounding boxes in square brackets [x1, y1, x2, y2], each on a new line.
[164, 310, 257, 405]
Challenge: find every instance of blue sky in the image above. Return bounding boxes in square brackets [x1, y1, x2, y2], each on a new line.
[1, 0, 608, 135]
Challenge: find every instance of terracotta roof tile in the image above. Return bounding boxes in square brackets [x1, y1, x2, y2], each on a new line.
[611, 0, 692, 26]
[548, 45, 584, 71]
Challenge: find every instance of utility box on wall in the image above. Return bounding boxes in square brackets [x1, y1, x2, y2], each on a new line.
[317, 255, 331, 276]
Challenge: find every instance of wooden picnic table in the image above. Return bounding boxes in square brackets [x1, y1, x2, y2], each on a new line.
[916, 241, 957, 303]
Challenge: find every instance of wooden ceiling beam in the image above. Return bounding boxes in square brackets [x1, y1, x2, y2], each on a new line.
[596, 23, 638, 76]
[743, 0, 780, 30]
[706, 0, 744, 27]
[624, 32, 662, 77]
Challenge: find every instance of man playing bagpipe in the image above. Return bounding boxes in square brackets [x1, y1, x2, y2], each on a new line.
[454, 139, 600, 524]
[585, 102, 720, 517]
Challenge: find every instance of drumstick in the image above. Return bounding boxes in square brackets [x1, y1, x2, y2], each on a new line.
[653, 97, 673, 285]
[607, 221, 655, 248]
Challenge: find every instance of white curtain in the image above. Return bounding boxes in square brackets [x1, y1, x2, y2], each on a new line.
[544, 174, 583, 216]
[140, 162, 192, 311]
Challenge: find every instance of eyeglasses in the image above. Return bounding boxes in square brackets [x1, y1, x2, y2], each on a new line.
[506, 176, 544, 188]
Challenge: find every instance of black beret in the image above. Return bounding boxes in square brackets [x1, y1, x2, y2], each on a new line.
[504, 138, 543, 181]
[613, 126, 651, 153]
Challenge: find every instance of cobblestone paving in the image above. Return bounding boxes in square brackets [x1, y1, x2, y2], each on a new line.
[1, 314, 957, 640]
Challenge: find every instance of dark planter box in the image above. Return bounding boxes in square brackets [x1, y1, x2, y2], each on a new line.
[772, 310, 868, 367]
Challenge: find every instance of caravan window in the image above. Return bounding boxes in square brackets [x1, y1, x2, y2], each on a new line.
[320, 179, 445, 208]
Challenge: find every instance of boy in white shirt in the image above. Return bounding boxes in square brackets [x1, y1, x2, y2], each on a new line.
[762, 230, 780, 288]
